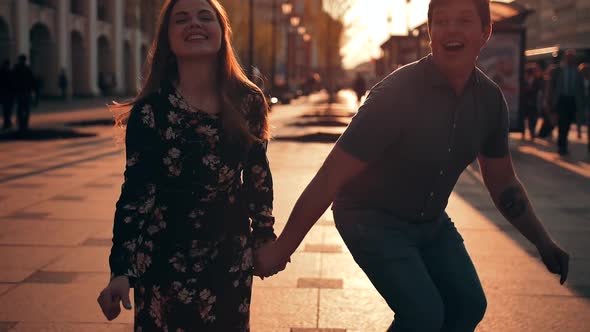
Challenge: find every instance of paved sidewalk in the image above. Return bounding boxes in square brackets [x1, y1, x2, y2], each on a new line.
[0, 90, 588, 331]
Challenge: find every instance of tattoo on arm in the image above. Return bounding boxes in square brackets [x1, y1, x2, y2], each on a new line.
[499, 186, 527, 219]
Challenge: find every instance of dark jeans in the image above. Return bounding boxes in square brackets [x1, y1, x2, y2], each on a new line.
[538, 111, 554, 138]
[334, 209, 486, 332]
[15, 94, 31, 132]
[556, 96, 576, 154]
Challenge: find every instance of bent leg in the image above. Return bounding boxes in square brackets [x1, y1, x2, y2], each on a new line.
[334, 209, 444, 332]
[422, 217, 487, 332]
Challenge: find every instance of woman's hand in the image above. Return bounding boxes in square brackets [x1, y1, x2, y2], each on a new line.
[97, 276, 132, 320]
[254, 241, 290, 278]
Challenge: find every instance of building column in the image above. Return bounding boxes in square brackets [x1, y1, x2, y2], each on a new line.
[57, 0, 71, 98]
[113, 0, 125, 95]
[133, 3, 142, 93]
[15, 0, 29, 57]
[87, 0, 99, 95]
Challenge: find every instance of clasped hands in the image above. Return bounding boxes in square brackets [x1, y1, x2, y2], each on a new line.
[253, 240, 291, 278]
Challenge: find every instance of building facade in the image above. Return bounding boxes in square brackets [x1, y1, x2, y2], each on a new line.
[516, 0, 590, 61]
[223, 0, 323, 90]
[0, 0, 162, 98]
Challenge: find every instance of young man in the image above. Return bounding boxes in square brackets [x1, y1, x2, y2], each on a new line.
[255, 0, 570, 331]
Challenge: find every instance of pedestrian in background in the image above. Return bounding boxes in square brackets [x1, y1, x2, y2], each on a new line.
[58, 68, 68, 100]
[256, 1, 570, 332]
[538, 63, 557, 140]
[0, 59, 13, 130]
[522, 62, 543, 140]
[546, 49, 585, 155]
[579, 62, 590, 152]
[97, 0, 278, 330]
[12, 55, 35, 132]
[352, 72, 366, 106]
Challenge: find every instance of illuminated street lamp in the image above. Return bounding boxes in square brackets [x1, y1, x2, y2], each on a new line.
[281, 2, 292, 15]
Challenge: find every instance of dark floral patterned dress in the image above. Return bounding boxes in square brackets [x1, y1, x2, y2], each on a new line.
[109, 82, 276, 331]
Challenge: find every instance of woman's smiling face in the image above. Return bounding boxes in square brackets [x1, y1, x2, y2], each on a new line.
[168, 0, 223, 60]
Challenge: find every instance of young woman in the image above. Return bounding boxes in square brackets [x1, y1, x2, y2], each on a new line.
[97, 0, 277, 330]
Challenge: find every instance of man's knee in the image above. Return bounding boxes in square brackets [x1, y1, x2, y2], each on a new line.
[446, 290, 487, 330]
[463, 292, 487, 325]
[390, 300, 444, 332]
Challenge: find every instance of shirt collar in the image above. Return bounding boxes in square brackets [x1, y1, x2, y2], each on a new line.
[423, 54, 480, 90]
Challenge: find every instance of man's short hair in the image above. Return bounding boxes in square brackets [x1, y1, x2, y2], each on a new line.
[428, 0, 491, 29]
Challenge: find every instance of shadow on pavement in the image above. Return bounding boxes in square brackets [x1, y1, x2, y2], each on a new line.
[454, 144, 590, 299]
[300, 112, 355, 119]
[515, 137, 590, 164]
[274, 132, 341, 143]
[65, 119, 115, 127]
[0, 129, 97, 141]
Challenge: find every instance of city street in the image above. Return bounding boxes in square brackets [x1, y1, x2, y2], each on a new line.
[0, 91, 589, 331]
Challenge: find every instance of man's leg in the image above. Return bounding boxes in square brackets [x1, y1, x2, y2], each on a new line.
[16, 95, 31, 132]
[556, 98, 571, 155]
[334, 209, 444, 332]
[1, 98, 13, 129]
[422, 217, 487, 332]
[529, 110, 538, 139]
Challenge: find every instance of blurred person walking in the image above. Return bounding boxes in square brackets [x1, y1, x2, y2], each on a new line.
[353, 72, 367, 106]
[12, 55, 35, 132]
[546, 49, 585, 155]
[0, 60, 14, 130]
[521, 63, 543, 140]
[58, 68, 68, 100]
[579, 62, 590, 152]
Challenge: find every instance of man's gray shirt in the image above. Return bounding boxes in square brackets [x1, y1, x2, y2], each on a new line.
[333, 55, 509, 222]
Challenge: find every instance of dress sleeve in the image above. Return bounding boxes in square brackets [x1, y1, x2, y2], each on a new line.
[243, 94, 277, 248]
[109, 100, 158, 286]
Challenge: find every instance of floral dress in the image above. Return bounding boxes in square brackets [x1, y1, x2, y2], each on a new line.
[109, 82, 276, 331]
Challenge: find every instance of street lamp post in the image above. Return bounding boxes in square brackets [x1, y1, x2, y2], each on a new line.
[288, 15, 300, 89]
[281, 1, 293, 86]
[248, 0, 254, 79]
[270, 0, 277, 95]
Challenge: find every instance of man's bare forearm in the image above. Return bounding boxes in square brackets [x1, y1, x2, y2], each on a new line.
[492, 179, 553, 248]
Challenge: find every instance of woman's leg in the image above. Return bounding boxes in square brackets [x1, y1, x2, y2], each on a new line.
[422, 217, 487, 332]
[334, 209, 444, 332]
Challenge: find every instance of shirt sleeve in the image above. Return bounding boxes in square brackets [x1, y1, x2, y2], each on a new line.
[109, 100, 158, 286]
[243, 94, 277, 248]
[335, 76, 403, 162]
[480, 90, 510, 158]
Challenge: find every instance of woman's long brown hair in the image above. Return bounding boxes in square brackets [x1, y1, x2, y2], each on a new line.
[113, 0, 269, 146]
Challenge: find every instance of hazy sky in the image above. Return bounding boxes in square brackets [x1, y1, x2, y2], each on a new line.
[340, 0, 513, 69]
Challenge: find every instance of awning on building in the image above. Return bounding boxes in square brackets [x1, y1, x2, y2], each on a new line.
[490, 1, 532, 23]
